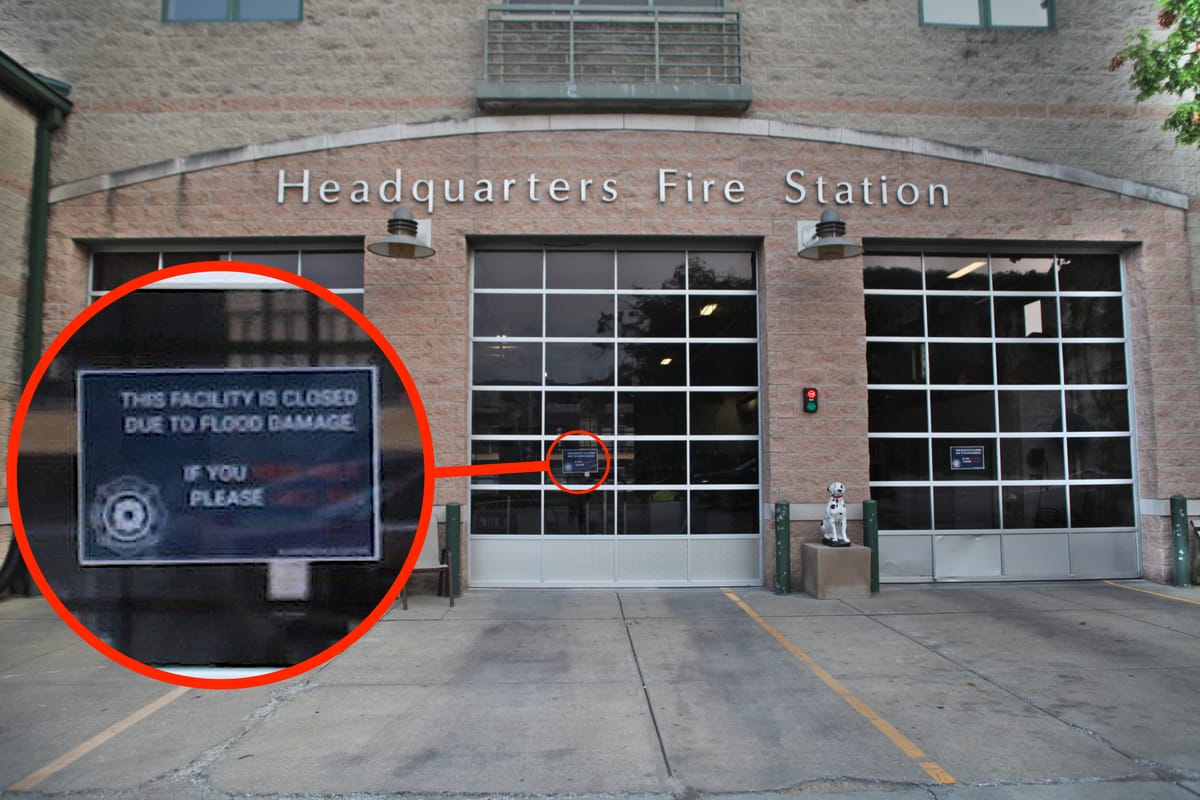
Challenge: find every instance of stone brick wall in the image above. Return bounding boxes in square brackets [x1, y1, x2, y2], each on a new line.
[0, 91, 36, 505]
[0, 0, 1191, 196]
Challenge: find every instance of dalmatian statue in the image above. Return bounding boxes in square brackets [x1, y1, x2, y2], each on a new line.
[820, 481, 851, 547]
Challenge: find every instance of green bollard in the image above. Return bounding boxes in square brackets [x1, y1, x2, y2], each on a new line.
[446, 502, 462, 598]
[862, 498, 879, 594]
[1171, 495, 1190, 588]
[774, 501, 790, 594]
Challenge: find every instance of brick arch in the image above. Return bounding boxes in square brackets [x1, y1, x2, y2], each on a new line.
[49, 114, 1189, 210]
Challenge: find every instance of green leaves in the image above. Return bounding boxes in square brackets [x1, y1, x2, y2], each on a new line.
[1112, 0, 1200, 146]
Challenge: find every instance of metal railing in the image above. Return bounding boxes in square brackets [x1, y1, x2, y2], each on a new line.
[482, 4, 745, 87]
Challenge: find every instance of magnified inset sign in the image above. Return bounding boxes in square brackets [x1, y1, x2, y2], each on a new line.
[78, 367, 380, 564]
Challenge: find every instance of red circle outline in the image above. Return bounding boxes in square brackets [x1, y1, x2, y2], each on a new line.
[6, 261, 436, 690]
[545, 430, 611, 495]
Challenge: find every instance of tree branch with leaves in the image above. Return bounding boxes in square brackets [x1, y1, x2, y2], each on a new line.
[1110, 0, 1200, 146]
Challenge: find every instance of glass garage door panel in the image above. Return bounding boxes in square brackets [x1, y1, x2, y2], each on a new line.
[866, 251, 1138, 582]
[470, 246, 761, 587]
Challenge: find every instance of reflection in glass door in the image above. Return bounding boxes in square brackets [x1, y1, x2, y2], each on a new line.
[469, 246, 762, 586]
[864, 251, 1139, 581]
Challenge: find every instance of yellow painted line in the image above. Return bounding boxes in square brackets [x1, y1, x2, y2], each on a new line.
[1103, 579, 1200, 606]
[721, 588, 956, 785]
[8, 686, 189, 792]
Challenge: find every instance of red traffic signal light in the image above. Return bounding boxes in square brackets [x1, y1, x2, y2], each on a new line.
[803, 387, 818, 413]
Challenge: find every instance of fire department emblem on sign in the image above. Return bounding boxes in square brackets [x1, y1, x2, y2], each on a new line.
[89, 475, 168, 555]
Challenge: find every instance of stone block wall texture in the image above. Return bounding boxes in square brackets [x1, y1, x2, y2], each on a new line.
[40, 127, 1200, 584]
[0, 90, 36, 504]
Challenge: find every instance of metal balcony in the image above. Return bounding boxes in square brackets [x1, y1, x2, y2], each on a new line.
[477, 4, 751, 114]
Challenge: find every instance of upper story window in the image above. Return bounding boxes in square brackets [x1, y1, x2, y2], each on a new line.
[920, 0, 1052, 29]
[163, 0, 302, 22]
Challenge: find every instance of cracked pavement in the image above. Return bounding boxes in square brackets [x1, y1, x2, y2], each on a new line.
[2, 582, 1200, 800]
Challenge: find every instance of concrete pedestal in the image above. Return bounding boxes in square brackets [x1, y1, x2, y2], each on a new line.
[801, 542, 871, 599]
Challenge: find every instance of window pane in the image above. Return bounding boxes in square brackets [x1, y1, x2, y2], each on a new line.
[868, 389, 927, 432]
[872, 486, 931, 530]
[869, 438, 930, 481]
[863, 254, 922, 290]
[690, 343, 757, 385]
[546, 295, 613, 337]
[691, 392, 758, 435]
[930, 390, 995, 432]
[1004, 487, 1068, 528]
[690, 490, 758, 533]
[934, 487, 998, 529]
[619, 391, 685, 434]
[1069, 437, 1132, 479]
[1060, 298, 1123, 338]
[921, 0, 981, 25]
[618, 441, 686, 484]
[546, 342, 614, 385]
[619, 491, 686, 534]
[618, 251, 685, 290]
[93, 252, 158, 291]
[300, 251, 363, 289]
[471, 440, 544, 485]
[619, 296, 685, 337]
[471, 490, 541, 534]
[929, 343, 992, 384]
[932, 439, 995, 480]
[231, 251, 298, 272]
[1066, 390, 1128, 432]
[927, 296, 990, 337]
[474, 294, 542, 337]
[926, 255, 988, 291]
[619, 343, 686, 386]
[994, 297, 1057, 338]
[1063, 343, 1126, 385]
[545, 492, 613, 535]
[991, 256, 1055, 291]
[1000, 437, 1064, 480]
[1070, 485, 1134, 527]
[865, 295, 923, 336]
[475, 251, 541, 289]
[166, 0, 228, 20]
[689, 252, 754, 289]
[999, 390, 1060, 432]
[546, 391, 614, 434]
[238, 0, 301, 20]
[162, 251, 223, 268]
[690, 296, 756, 338]
[989, 0, 1049, 27]
[473, 341, 541, 385]
[691, 441, 758, 485]
[472, 390, 541, 434]
[996, 343, 1060, 384]
[546, 251, 612, 290]
[867, 342, 925, 384]
[1057, 254, 1121, 292]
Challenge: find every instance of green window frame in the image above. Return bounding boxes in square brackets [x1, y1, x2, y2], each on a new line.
[163, 0, 302, 22]
[919, 0, 1053, 29]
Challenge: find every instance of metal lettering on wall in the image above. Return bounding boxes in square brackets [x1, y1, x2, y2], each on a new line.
[276, 168, 951, 211]
[77, 367, 380, 565]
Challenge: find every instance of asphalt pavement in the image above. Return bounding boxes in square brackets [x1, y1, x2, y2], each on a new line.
[2, 580, 1200, 800]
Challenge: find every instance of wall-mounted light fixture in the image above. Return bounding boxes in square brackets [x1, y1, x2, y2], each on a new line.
[797, 209, 864, 260]
[366, 206, 435, 259]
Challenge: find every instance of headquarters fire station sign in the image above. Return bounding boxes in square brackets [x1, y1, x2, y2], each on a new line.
[78, 367, 379, 565]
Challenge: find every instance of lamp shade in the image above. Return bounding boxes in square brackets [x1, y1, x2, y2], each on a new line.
[798, 209, 864, 260]
[366, 206, 435, 259]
